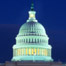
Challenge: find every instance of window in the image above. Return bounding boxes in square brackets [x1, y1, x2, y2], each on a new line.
[44, 49, 47, 56]
[17, 49, 21, 55]
[38, 49, 40, 55]
[34, 48, 37, 55]
[22, 48, 24, 55]
[37, 39, 39, 43]
[29, 48, 31, 55]
[26, 48, 27, 55]
[32, 38, 33, 43]
[35, 39, 36, 43]
[29, 14, 35, 18]
[26, 39, 28, 43]
[29, 39, 30, 43]
[40, 39, 41, 43]
[32, 48, 33, 55]
[24, 39, 25, 43]
[13, 49, 15, 56]
[42, 49, 44, 55]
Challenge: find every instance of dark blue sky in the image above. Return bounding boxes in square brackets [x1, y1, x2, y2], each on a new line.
[0, 0, 66, 63]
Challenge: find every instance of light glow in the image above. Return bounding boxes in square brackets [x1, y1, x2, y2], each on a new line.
[32, 48, 33, 55]
[38, 48, 39, 55]
[29, 48, 31, 55]
[29, 14, 35, 18]
[34, 48, 37, 55]
[26, 48, 27, 55]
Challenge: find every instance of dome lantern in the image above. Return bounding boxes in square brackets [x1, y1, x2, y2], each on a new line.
[27, 3, 38, 22]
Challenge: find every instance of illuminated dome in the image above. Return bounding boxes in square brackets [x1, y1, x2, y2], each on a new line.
[19, 22, 46, 36]
[12, 4, 53, 62]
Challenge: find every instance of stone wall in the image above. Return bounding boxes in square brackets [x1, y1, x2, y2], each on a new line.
[0, 61, 64, 66]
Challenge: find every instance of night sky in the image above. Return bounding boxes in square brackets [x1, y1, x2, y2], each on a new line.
[0, 0, 66, 63]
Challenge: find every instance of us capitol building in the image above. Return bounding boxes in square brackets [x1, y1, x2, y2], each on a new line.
[0, 4, 65, 66]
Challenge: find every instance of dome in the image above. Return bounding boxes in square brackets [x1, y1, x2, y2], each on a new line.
[19, 21, 46, 36]
[12, 4, 53, 62]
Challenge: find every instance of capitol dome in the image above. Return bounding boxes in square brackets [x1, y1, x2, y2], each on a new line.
[12, 4, 53, 61]
[19, 22, 46, 36]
